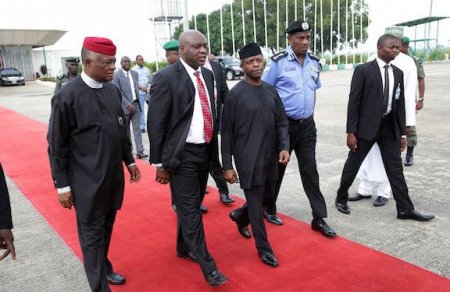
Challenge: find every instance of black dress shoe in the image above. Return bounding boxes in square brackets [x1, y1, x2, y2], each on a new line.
[136, 152, 149, 159]
[404, 155, 414, 166]
[263, 211, 284, 225]
[348, 193, 372, 201]
[205, 270, 227, 286]
[177, 251, 198, 263]
[141, 129, 146, 133]
[259, 252, 279, 267]
[397, 210, 435, 221]
[335, 201, 351, 214]
[107, 272, 125, 285]
[311, 219, 337, 238]
[229, 210, 252, 239]
[200, 204, 208, 214]
[373, 196, 388, 207]
[220, 193, 235, 204]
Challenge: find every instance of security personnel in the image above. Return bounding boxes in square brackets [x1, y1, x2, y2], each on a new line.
[163, 40, 179, 65]
[262, 20, 337, 238]
[400, 37, 425, 166]
[54, 57, 80, 92]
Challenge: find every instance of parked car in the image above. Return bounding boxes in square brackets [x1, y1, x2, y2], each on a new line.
[215, 56, 243, 80]
[0, 68, 26, 86]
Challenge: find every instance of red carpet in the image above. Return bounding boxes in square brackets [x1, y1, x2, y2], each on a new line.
[1, 106, 449, 291]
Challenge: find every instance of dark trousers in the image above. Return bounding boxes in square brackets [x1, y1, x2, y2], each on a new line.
[170, 143, 217, 275]
[336, 115, 414, 213]
[209, 163, 229, 194]
[234, 182, 274, 254]
[76, 208, 117, 292]
[265, 117, 327, 219]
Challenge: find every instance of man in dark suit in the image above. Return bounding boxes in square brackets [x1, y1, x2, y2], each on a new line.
[148, 30, 227, 286]
[0, 163, 16, 261]
[204, 54, 234, 205]
[112, 56, 148, 159]
[335, 34, 434, 222]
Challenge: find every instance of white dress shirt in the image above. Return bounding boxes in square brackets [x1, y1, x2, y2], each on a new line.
[122, 69, 138, 101]
[391, 52, 418, 126]
[376, 57, 394, 115]
[180, 58, 212, 144]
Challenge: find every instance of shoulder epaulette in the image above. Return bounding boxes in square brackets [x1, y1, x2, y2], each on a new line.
[308, 53, 320, 62]
[270, 51, 288, 62]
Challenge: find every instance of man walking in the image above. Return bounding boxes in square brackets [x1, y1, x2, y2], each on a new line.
[112, 56, 148, 159]
[48, 37, 141, 291]
[262, 20, 336, 238]
[335, 34, 434, 222]
[148, 30, 227, 286]
[222, 43, 289, 267]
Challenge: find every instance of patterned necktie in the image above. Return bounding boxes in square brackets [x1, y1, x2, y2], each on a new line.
[194, 71, 213, 143]
[383, 64, 389, 114]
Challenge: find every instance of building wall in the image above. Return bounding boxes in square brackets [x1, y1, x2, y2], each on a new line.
[32, 48, 79, 78]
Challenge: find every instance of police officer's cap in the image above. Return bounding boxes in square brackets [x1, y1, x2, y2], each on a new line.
[401, 37, 410, 45]
[285, 21, 311, 34]
[163, 40, 179, 51]
[65, 57, 80, 63]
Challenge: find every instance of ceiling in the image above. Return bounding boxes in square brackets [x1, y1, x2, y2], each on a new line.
[0, 29, 66, 47]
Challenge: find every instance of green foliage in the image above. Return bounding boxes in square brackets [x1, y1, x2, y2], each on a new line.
[173, 0, 369, 55]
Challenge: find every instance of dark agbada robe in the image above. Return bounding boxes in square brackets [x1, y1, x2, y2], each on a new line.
[47, 76, 134, 220]
[221, 80, 289, 189]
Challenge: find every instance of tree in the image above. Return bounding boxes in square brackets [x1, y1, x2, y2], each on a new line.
[174, 0, 369, 57]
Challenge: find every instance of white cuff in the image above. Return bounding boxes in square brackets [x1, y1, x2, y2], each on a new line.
[127, 163, 136, 167]
[57, 186, 71, 194]
[153, 163, 162, 167]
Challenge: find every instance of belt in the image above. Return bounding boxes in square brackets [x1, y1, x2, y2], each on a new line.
[185, 142, 208, 147]
[288, 116, 312, 124]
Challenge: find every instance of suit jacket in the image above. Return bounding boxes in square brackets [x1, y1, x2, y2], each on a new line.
[112, 69, 141, 114]
[210, 61, 229, 122]
[148, 60, 219, 172]
[0, 163, 13, 229]
[347, 59, 406, 140]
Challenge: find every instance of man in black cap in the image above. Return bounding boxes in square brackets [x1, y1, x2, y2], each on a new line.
[55, 57, 80, 92]
[262, 21, 337, 238]
[222, 42, 290, 267]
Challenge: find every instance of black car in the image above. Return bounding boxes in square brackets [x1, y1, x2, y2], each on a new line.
[216, 56, 244, 80]
[0, 68, 26, 86]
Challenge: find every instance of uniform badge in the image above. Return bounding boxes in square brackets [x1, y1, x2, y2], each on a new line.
[302, 22, 309, 31]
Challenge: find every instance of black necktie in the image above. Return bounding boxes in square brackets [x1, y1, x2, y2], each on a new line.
[383, 64, 389, 114]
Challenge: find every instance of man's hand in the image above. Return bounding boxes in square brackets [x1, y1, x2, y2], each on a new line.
[416, 99, 424, 111]
[139, 85, 148, 92]
[0, 229, 16, 261]
[347, 133, 358, 152]
[400, 137, 407, 152]
[127, 164, 141, 183]
[58, 191, 73, 209]
[155, 167, 170, 184]
[279, 150, 290, 165]
[223, 169, 238, 184]
[406, 126, 412, 136]
[127, 104, 135, 111]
